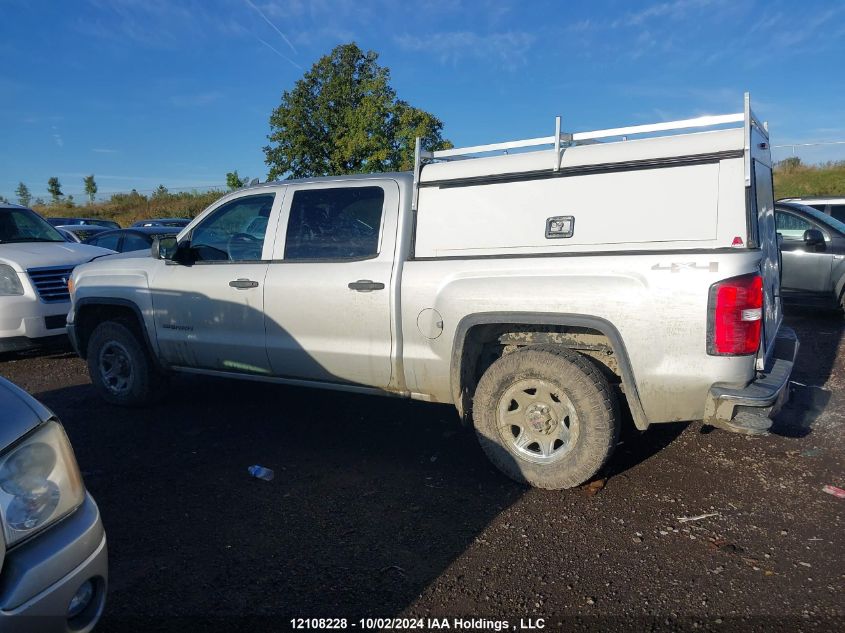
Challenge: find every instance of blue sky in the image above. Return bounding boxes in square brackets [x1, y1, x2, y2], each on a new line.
[1, 0, 844, 202]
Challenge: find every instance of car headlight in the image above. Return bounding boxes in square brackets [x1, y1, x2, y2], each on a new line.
[0, 264, 24, 296]
[0, 421, 85, 547]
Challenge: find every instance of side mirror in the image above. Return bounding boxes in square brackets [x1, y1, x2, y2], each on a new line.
[803, 228, 825, 250]
[151, 236, 178, 260]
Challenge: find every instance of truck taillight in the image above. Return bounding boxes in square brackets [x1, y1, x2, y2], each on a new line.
[707, 273, 763, 356]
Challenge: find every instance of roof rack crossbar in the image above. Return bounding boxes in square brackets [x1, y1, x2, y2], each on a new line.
[431, 134, 565, 159]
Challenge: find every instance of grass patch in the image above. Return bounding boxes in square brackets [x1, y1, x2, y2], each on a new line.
[33, 189, 227, 227]
[774, 159, 845, 199]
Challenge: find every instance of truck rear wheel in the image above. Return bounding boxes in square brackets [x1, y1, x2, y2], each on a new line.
[86, 320, 167, 406]
[473, 346, 619, 489]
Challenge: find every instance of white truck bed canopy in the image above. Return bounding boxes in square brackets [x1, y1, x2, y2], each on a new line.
[411, 93, 770, 259]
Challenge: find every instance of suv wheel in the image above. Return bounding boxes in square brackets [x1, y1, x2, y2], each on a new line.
[87, 320, 166, 406]
[473, 345, 619, 489]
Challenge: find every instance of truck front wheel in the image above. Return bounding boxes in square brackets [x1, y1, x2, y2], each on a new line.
[473, 346, 619, 489]
[86, 320, 167, 406]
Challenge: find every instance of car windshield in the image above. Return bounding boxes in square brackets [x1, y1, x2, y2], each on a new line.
[780, 202, 845, 235]
[0, 208, 65, 243]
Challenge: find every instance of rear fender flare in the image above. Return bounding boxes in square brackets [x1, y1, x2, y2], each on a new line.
[449, 312, 649, 430]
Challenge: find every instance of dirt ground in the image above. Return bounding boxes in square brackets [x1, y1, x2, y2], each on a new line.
[0, 307, 842, 632]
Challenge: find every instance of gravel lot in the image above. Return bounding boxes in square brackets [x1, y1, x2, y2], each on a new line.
[0, 308, 842, 632]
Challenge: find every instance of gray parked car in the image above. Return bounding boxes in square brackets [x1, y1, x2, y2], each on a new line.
[775, 201, 845, 309]
[0, 377, 107, 632]
[46, 219, 120, 230]
[779, 197, 845, 222]
[130, 217, 190, 228]
[49, 225, 111, 243]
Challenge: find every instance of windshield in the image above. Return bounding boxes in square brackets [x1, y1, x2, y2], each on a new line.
[779, 202, 845, 235]
[0, 208, 65, 243]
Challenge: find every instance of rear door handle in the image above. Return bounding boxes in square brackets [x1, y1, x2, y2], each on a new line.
[229, 279, 259, 289]
[348, 280, 385, 292]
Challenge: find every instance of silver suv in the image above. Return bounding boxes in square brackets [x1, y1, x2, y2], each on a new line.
[0, 377, 107, 632]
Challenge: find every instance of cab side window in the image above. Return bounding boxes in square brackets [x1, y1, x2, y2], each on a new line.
[284, 187, 384, 261]
[775, 211, 814, 240]
[189, 194, 275, 262]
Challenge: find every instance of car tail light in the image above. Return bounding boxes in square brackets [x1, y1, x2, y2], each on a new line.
[707, 273, 763, 355]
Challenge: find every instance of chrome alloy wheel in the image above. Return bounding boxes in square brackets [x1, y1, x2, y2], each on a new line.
[496, 378, 579, 464]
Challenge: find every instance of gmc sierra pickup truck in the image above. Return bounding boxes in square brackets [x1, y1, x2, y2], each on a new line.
[67, 94, 797, 489]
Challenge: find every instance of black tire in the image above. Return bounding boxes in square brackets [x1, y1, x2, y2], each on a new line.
[86, 320, 167, 406]
[473, 345, 619, 489]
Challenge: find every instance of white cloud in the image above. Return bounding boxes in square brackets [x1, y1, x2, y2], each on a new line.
[51, 125, 64, 148]
[92, 148, 119, 154]
[395, 31, 535, 70]
[78, 0, 247, 48]
[772, 7, 842, 48]
[611, 0, 726, 28]
[21, 114, 64, 124]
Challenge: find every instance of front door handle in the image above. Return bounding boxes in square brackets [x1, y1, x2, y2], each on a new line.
[229, 279, 259, 289]
[348, 280, 385, 292]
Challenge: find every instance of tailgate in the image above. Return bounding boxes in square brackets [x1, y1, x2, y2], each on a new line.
[749, 134, 782, 369]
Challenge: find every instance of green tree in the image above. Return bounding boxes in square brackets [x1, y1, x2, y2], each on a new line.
[264, 42, 451, 180]
[15, 182, 31, 207]
[152, 184, 170, 199]
[0, 195, 8, 204]
[47, 177, 63, 203]
[33, 197, 45, 206]
[83, 175, 97, 204]
[226, 170, 247, 190]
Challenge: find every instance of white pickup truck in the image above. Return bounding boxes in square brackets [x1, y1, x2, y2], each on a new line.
[68, 95, 797, 489]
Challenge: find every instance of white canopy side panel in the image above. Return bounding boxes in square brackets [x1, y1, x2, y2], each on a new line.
[415, 162, 721, 258]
